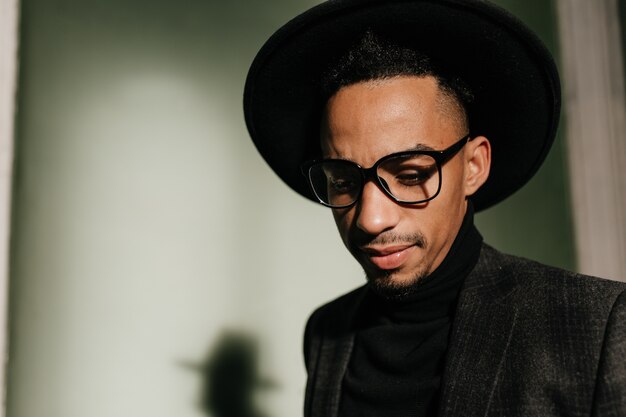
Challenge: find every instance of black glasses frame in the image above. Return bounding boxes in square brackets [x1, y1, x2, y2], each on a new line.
[301, 135, 472, 208]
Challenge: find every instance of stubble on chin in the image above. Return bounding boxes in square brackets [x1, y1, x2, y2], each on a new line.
[366, 266, 431, 301]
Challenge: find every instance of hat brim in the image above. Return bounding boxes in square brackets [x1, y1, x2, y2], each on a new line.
[244, 0, 561, 211]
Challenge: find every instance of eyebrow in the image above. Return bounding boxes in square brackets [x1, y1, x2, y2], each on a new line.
[406, 143, 436, 152]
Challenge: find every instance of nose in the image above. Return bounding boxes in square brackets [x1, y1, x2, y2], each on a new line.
[355, 180, 401, 236]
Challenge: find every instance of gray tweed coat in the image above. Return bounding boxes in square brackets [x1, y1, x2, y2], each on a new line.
[304, 244, 626, 417]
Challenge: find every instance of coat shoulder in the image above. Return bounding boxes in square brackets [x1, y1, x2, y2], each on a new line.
[478, 243, 626, 314]
[447, 244, 626, 415]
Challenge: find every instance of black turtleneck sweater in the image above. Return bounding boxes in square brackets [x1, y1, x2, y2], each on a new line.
[338, 203, 483, 417]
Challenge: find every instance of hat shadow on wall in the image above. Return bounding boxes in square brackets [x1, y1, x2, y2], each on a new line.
[182, 331, 277, 417]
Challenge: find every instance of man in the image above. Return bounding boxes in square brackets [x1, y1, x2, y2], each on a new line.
[243, 0, 626, 416]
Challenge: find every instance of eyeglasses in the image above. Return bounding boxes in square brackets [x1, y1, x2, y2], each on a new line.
[301, 135, 472, 208]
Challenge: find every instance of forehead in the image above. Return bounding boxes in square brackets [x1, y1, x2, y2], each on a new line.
[321, 76, 459, 162]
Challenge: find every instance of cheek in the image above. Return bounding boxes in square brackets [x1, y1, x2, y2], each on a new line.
[431, 163, 467, 215]
[418, 185, 464, 239]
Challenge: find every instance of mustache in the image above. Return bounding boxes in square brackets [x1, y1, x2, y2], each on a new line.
[355, 231, 427, 248]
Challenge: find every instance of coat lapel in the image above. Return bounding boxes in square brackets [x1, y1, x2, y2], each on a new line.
[312, 327, 354, 417]
[310, 288, 367, 417]
[439, 245, 520, 417]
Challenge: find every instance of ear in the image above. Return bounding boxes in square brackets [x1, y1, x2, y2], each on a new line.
[464, 135, 491, 197]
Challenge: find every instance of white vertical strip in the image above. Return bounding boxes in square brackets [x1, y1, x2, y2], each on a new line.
[0, 0, 19, 414]
[556, 0, 626, 281]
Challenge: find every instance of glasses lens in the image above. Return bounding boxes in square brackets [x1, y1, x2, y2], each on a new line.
[377, 153, 440, 203]
[308, 161, 361, 207]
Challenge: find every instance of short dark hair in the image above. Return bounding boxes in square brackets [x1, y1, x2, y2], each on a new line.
[321, 31, 473, 131]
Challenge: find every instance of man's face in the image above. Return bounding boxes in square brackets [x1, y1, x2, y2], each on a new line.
[321, 75, 484, 293]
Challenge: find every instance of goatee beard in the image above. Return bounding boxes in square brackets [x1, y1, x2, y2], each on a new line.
[368, 268, 430, 302]
[356, 231, 428, 301]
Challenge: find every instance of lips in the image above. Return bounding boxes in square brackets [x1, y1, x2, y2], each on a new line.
[361, 244, 415, 270]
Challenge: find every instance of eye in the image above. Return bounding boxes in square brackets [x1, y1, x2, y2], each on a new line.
[395, 169, 432, 185]
[379, 154, 438, 186]
[329, 177, 357, 194]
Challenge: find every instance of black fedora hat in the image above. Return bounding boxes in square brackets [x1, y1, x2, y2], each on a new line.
[243, 0, 561, 211]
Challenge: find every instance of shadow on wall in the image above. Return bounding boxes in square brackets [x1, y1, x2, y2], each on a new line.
[183, 331, 277, 417]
